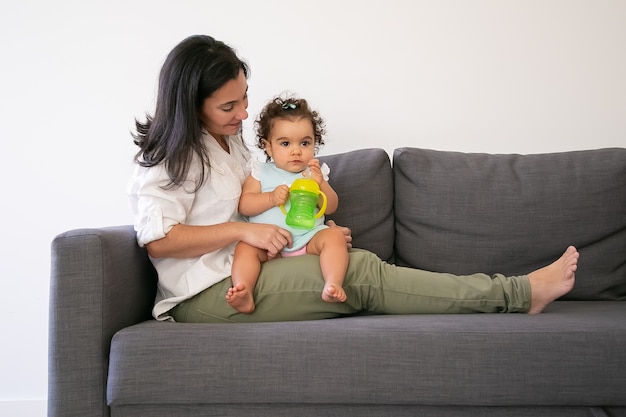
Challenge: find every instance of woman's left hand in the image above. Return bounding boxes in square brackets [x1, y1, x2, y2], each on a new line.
[326, 220, 352, 249]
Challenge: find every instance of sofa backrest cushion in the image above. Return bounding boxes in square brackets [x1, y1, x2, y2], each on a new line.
[393, 147, 626, 301]
[320, 148, 394, 262]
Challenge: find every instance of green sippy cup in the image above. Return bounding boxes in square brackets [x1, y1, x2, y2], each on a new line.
[280, 178, 327, 229]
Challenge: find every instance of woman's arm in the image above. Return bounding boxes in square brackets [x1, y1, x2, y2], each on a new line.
[146, 222, 293, 259]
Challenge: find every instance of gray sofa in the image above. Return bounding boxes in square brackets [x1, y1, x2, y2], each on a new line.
[49, 147, 626, 417]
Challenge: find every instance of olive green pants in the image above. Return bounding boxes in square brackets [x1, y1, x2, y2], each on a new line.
[171, 249, 531, 323]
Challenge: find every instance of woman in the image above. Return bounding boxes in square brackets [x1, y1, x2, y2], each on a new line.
[128, 35, 578, 323]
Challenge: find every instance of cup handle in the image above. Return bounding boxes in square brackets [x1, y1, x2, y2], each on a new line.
[314, 192, 327, 218]
[279, 203, 288, 215]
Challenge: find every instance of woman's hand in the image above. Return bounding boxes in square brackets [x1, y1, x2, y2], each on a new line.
[326, 220, 352, 249]
[242, 223, 293, 258]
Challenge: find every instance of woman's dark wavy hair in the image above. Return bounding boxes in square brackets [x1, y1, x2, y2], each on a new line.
[255, 95, 326, 162]
[132, 35, 249, 190]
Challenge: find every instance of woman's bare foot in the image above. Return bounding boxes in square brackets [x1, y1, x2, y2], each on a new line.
[226, 283, 255, 313]
[322, 282, 347, 303]
[527, 246, 579, 314]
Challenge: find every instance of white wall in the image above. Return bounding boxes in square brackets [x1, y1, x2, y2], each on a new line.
[1, 0, 624, 412]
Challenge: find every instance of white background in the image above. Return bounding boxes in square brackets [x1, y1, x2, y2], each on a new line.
[1, 0, 624, 413]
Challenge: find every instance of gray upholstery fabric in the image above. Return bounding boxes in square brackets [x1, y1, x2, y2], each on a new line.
[48, 148, 626, 417]
[320, 148, 394, 261]
[108, 302, 626, 408]
[48, 226, 157, 417]
[393, 147, 626, 300]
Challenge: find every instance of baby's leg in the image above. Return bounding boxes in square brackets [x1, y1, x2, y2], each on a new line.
[229, 242, 269, 313]
[307, 228, 349, 303]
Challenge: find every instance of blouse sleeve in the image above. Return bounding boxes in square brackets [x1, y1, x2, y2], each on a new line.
[127, 164, 196, 247]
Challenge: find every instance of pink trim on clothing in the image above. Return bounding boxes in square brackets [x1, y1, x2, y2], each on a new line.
[281, 246, 308, 258]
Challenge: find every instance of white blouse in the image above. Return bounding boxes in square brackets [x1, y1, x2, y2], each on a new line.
[128, 132, 251, 320]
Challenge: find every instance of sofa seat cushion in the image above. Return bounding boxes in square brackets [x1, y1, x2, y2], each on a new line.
[393, 147, 626, 301]
[107, 301, 626, 408]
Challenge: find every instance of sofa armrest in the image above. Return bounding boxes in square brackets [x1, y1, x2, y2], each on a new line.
[48, 225, 157, 417]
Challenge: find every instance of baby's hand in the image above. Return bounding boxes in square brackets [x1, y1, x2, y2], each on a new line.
[270, 184, 289, 206]
[306, 159, 324, 184]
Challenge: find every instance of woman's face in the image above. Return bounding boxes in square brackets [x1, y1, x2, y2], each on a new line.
[200, 69, 249, 138]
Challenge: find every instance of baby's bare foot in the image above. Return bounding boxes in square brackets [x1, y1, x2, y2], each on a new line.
[226, 283, 255, 313]
[322, 283, 347, 303]
[527, 246, 578, 314]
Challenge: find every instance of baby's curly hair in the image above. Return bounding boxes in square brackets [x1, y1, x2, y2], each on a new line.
[254, 94, 326, 161]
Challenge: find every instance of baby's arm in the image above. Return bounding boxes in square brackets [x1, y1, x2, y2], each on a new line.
[239, 175, 290, 216]
[308, 159, 339, 215]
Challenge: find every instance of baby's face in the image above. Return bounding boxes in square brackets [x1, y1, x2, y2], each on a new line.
[264, 117, 316, 173]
